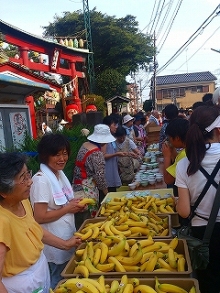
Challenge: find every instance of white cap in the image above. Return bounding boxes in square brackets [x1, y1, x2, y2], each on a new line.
[59, 119, 68, 125]
[122, 114, 134, 124]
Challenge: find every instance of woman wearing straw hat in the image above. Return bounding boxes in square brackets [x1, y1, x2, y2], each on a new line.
[72, 124, 116, 229]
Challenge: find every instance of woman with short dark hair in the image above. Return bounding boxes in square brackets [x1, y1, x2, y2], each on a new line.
[0, 152, 81, 292]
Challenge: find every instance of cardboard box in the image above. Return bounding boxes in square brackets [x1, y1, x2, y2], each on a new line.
[61, 239, 192, 279]
[77, 215, 172, 239]
[56, 278, 200, 292]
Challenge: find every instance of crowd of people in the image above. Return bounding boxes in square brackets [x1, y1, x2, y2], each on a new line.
[1, 89, 220, 292]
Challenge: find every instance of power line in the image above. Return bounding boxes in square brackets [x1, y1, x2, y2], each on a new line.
[157, 0, 183, 52]
[157, 4, 220, 74]
[172, 25, 220, 74]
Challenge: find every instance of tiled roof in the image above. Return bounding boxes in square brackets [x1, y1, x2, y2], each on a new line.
[156, 71, 217, 86]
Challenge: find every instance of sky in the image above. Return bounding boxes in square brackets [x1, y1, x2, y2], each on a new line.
[1, 0, 220, 99]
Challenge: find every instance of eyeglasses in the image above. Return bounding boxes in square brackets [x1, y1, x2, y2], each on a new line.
[16, 170, 32, 185]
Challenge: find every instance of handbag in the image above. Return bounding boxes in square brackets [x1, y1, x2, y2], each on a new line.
[177, 159, 220, 270]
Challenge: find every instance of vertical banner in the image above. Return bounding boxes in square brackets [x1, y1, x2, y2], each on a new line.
[0, 112, 6, 151]
[9, 112, 28, 148]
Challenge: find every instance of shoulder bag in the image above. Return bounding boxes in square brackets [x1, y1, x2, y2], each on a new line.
[177, 159, 220, 270]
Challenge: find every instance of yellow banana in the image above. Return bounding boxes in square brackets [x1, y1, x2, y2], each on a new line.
[108, 256, 126, 272]
[129, 243, 138, 257]
[103, 220, 115, 236]
[177, 257, 186, 272]
[75, 248, 85, 257]
[158, 283, 188, 293]
[116, 214, 128, 225]
[92, 247, 102, 266]
[123, 283, 134, 293]
[73, 265, 89, 278]
[134, 285, 157, 293]
[142, 252, 157, 272]
[189, 286, 196, 293]
[82, 245, 88, 261]
[86, 241, 94, 260]
[129, 226, 150, 236]
[90, 226, 100, 239]
[108, 239, 126, 256]
[84, 257, 102, 274]
[100, 242, 109, 264]
[159, 204, 170, 214]
[100, 205, 106, 215]
[128, 278, 140, 287]
[147, 222, 160, 233]
[155, 199, 167, 206]
[168, 247, 177, 269]
[126, 239, 136, 246]
[107, 201, 125, 206]
[79, 198, 96, 205]
[97, 275, 105, 288]
[169, 237, 179, 250]
[83, 278, 106, 293]
[160, 228, 169, 236]
[115, 224, 129, 231]
[142, 243, 161, 254]
[148, 211, 163, 222]
[116, 244, 143, 265]
[96, 262, 115, 272]
[120, 274, 128, 287]
[75, 228, 93, 241]
[131, 206, 149, 213]
[59, 279, 99, 293]
[123, 265, 140, 272]
[154, 277, 165, 293]
[139, 237, 154, 248]
[126, 220, 148, 227]
[157, 257, 176, 271]
[140, 252, 154, 264]
[129, 212, 141, 221]
[166, 205, 174, 213]
[110, 280, 120, 293]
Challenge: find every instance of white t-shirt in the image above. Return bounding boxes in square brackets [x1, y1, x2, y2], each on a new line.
[175, 143, 220, 226]
[30, 172, 76, 264]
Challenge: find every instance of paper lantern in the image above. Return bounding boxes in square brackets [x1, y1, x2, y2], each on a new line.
[66, 104, 79, 122]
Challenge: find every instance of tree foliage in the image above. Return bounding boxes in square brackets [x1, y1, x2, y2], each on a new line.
[95, 69, 127, 99]
[42, 8, 154, 97]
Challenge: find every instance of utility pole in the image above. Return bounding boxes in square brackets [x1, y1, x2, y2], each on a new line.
[82, 0, 95, 93]
[152, 31, 157, 110]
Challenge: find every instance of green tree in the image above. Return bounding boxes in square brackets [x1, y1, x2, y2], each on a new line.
[42, 9, 154, 96]
[96, 68, 127, 99]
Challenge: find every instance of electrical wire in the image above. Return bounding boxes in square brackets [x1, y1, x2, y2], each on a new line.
[151, 0, 166, 35]
[157, 0, 183, 52]
[172, 25, 220, 73]
[157, 4, 220, 74]
[149, 0, 163, 35]
[156, 0, 174, 39]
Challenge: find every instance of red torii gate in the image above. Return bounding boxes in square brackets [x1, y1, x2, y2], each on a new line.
[0, 19, 91, 114]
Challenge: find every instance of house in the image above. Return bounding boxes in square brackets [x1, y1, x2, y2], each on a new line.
[155, 71, 217, 110]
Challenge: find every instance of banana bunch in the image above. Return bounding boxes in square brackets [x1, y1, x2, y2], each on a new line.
[54, 275, 197, 293]
[99, 195, 175, 218]
[74, 212, 169, 240]
[78, 198, 96, 205]
[72, 237, 187, 276]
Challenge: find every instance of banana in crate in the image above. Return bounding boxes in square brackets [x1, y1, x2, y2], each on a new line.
[61, 236, 192, 278]
[74, 211, 171, 240]
[54, 275, 199, 293]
